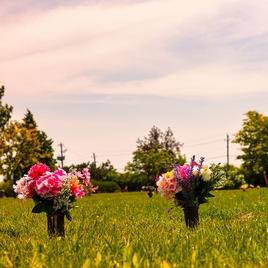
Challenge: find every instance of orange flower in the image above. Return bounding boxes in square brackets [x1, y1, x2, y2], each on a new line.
[71, 177, 85, 198]
[71, 177, 79, 189]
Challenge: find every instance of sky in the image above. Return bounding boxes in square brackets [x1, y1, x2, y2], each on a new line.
[1, 0, 268, 172]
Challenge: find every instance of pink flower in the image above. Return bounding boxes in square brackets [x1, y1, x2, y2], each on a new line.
[35, 173, 62, 198]
[13, 176, 36, 201]
[53, 169, 67, 177]
[82, 168, 91, 185]
[28, 164, 50, 179]
[75, 168, 91, 186]
[177, 165, 189, 180]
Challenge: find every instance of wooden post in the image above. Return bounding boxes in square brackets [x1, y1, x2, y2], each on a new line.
[263, 171, 268, 188]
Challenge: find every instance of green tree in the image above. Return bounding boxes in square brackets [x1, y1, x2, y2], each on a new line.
[125, 126, 185, 185]
[0, 85, 14, 181]
[37, 131, 57, 170]
[0, 85, 13, 130]
[14, 109, 56, 177]
[0, 110, 56, 181]
[90, 160, 116, 181]
[232, 110, 268, 186]
[21, 109, 56, 170]
[0, 120, 22, 182]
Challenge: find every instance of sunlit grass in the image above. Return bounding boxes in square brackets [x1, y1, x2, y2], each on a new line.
[0, 189, 268, 267]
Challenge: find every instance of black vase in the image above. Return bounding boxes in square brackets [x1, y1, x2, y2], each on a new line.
[47, 213, 65, 237]
[183, 207, 199, 228]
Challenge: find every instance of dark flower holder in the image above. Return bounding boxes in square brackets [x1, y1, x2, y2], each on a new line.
[47, 214, 65, 237]
[183, 207, 199, 228]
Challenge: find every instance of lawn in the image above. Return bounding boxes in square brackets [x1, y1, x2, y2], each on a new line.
[0, 188, 268, 267]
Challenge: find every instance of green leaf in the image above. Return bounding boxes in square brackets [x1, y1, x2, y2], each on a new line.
[198, 196, 208, 205]
[207, 192, 215, 197]
[33, 199, 40, 206]
[65, 210, 72, 221]
[201, 188, 207, 194]
[32, 195, 43, 202]
[32, 202, 47, 213]
[46, 203, 54, 215]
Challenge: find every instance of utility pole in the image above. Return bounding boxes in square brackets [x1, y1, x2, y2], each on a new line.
[226, 133, 229, 170]
[57, 142, 67, 168]
[93, 152, 96, 165]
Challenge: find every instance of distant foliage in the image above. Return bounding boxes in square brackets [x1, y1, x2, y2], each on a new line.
[110, 172, 148, 191]
[232, 110, 268, 186]
[91, 179, 120, 193]
[14, 109, 56, 178]
[222, 164, 246, 189]
[0, 181, 15, 197]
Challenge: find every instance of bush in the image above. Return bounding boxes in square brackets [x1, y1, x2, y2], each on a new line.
[0, 181, 16, 197]
[225, 174, 246, 189]
[91, 180, 120, 193]
[108, 172, 149, 191]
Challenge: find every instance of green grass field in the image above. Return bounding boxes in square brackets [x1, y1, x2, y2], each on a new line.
[0, 189, 268, 268]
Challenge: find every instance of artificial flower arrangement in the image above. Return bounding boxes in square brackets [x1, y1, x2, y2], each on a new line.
[141, 185, 155, 198]
[13, 163, 93, 221]
[240, 184, 248, 191]
[156, 155, 226, 209]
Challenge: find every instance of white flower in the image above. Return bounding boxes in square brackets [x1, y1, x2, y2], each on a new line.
[202, 162, 210, 170]
[200, 168, 212, 181]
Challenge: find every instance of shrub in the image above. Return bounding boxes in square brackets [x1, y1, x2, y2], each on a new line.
[0, 181, 16, 197]
[91, 180, 120, 193]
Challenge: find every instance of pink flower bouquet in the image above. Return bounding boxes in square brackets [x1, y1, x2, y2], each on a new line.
[13, 163, 91, 221]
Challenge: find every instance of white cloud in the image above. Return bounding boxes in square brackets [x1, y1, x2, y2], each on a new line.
[1, 0, 268, 98]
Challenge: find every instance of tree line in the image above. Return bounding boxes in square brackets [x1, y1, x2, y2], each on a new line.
[1, 85, 268, 196]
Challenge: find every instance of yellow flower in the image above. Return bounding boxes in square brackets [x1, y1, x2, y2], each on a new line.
[165, 171, 174, 178]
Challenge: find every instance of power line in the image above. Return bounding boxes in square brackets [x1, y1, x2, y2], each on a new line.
[65, 146, 132, 158]
[200, 147, 226, 154]
[183, 134, 225, 144]
[206, 154, 238, 160]
[183, 139, 223, 148]
[67, 147, 133, 154]
[64, 147, 85, 158]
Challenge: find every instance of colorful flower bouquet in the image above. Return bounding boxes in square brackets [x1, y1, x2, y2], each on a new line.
[13, 163, 92, 221]
[156, 155, 225, 226]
